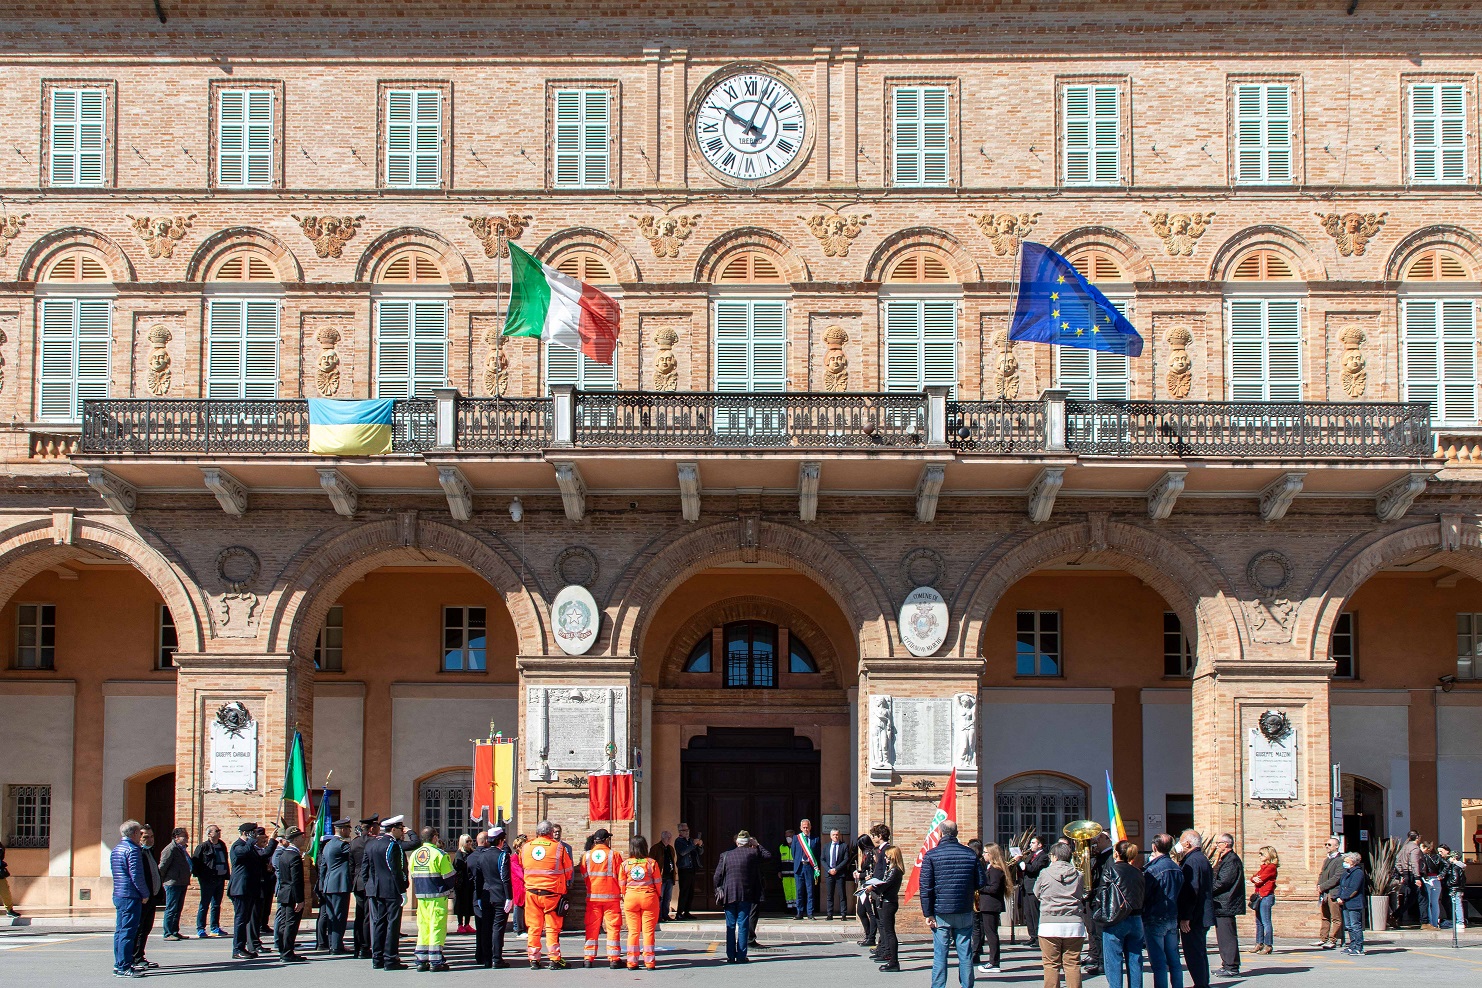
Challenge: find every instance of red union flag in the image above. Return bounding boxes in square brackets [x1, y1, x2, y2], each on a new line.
[902, 769, 958, 903]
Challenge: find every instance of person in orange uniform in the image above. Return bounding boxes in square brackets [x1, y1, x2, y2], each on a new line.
[519, 820, 573, 970]
[580, 829, 625, 969]
[620, 836, 663, 970]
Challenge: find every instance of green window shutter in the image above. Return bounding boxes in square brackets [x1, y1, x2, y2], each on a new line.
[39, 298, 110, 420]
[1054, 296, 1095, 399]
[883, 300, 922, 391]
[1063, 85, 1091, 184]
[713, 300, 786, 391]
[51, 88, 106, 187]
[73, 299, 111, 413]
[1236, 83, 1291, 184]
[1263, 85, 1293, 182]
[1228, 299, 1302, 401]
[580, 348, 617, 390]
[749, 301, 787, 392]
[921, 87, 950, 185]
[714, 300, 751, 392]
[545, 340, 580, 391]
[553, 90, 582, 187]
[1403, 299, 1442, 419]
[218, 90, 246, 186]
[1065, 85, 1119, 185]
[1265, 300, 1302, 400]
[206, 300, 245, 398]
[1441, 299, 1478, 422]
[413, 90, 442, 187]
[553, 89, 611, 189]
[1410, 83, 1465, 183]
[387, 90, 442, 187]
[245, 89, 274, 186]
[582, 90, 611, 187]
[893, 87, 922, 186]
[243, 300, 281, 399]
[375, 300, 412, 398]
[921, 299, 958, 393]
[410, 300, 448, 396]
[1227, 300, 1268, 401]
[1440, 83, 1469, 182]
[1092, 85, 1120, 185]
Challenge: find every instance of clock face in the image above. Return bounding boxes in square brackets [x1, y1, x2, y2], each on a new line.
[693, 70, 808, 184]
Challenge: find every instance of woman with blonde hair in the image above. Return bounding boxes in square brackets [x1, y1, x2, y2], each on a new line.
[975, 842, 1012, 975]
[453, 834, 476, 934]
[1250, 846, 1279, 954]
[874, 845, 905, 972]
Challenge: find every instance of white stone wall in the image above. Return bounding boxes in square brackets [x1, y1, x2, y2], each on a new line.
[1330, 695, 1411, 832]
[390, 685, 517, 826]
[100, 688, 175, 876]
[1141, 690, 1193, 837]
[0, 687, 75, 877]
[312, 688, 365, 821]
[1438, 702, 1482, 849]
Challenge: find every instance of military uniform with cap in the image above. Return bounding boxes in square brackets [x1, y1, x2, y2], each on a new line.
[359, 815, 409, 970]
[272, 826, 308, 961]
[317, 818, 354, 953]
[349, 815, 377, 958]
[468, 828, 513, 968]
[227, 822, 264, 958]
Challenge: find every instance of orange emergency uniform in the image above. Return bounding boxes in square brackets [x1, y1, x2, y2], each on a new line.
[580, 844, 625, 965]
[620, 856, 662, 970]
[519, 835, 573, 965]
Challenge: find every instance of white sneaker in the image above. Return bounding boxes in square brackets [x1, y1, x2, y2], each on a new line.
[976, 964, 1000, 974]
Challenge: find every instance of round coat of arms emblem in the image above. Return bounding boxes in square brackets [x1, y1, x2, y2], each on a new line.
[552, 585, 601, 655]
[898, 586, 948, 657]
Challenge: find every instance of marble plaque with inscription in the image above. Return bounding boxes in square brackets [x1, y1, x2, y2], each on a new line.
[1248, 727, 1298, 800]
[891, 697, 952, 771]
[530, 686, 629, 773]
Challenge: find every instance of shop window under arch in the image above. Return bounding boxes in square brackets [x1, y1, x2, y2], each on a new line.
[682, 619, 820, 686]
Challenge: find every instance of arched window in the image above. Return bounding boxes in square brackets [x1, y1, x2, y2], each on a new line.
[1401, 248, 1477, 424]
[883, 249, 958, 394]
[715, 251, 785, 284]
[1404, 249, 1470, 282]
[1069, 249, 1126, 283]
[419, 770, 478, 838]
[683, 636, 712, 674]
[377, 248, 446, 284]
[38, 247, 113, 421]
[555, 251, 617, 285]
[1225, 249, 1302, 402]
[713, 251, 788, 401]
[546, 251, 619, 393]
[994, 773, 1089, 844]
[681, 620, 821, 687]
[209, 249, 277, 282]
[1229, 249, 1296, 282]
[43, 248, 111, 283]
[1057, 249, 1131, 400]
[885, 249, 954, 284]
[374, 248, 449, 399]
[205, 249, 282, 399]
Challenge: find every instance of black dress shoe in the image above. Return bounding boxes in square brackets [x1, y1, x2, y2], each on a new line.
[859, 940, 876, 947]
[880, 962, 901, 972]
[232, 951, 253, 960]
[431, 963, 451, 972]
[493, 961, 510, 969]
[384, 961, 408, 970]
[418, 961, 432, 972]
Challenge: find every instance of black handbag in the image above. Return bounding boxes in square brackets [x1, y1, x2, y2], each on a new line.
[1248, 892, 1260, 910]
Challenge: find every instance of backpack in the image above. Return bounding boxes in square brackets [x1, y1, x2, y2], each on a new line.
[1091, 873, 1130, 927]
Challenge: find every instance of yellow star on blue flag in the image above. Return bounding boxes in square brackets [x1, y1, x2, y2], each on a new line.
[1009, 242, 1144, 357]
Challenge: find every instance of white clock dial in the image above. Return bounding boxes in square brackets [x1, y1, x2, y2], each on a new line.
[694, 72, 808, 182]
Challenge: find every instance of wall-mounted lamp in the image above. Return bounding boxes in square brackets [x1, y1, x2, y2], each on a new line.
[508, 497, 524, 523]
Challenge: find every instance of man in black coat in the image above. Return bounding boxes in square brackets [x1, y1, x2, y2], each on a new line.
[467, 827, 514, 969]
[190, 824, 230, 937]
[1177, 830, 1216, 988]
[349, 816, 376, 958]
[1210, 834, 1246, 976]
[1083, 831, 1115, 975]
[228, 822, 263, 959]
[360, 813, 409, 970]
[316, 819, 354, 954]
[714, 830, 771, 963]
[253, 827, 275, 951]
[273, 827, 309, 962]
[1014, 836, 1050, 942]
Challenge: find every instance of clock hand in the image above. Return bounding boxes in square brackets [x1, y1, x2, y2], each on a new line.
[724, 106, 762, 136]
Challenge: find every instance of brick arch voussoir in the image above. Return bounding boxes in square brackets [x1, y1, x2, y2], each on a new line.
[1050, 225, 1156, 283]
[354, 226, 474, 283]
[657, 593, 847, 689]
[692, 226, 812, 283]
[185, 225, 304, 282]
[0, 517, 206, 652]
[535, 227, 642, 283]
[17, 226, 138, 282]
[1384, 224, 1482, 281]
[862, 226, 981, 283]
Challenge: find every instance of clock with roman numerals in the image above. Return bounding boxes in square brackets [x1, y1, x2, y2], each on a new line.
[689, 63, 813, 188]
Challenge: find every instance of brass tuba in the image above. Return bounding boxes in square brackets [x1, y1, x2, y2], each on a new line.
[1063, 819, 1105, 891]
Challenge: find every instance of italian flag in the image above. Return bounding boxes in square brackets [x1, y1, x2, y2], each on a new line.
[503, 241, 620, 365]
[282, 730, 311, 833]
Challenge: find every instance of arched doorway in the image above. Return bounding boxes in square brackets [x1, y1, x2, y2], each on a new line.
[994, 772, 1090, 846]
[1342, 774, 1385, 861]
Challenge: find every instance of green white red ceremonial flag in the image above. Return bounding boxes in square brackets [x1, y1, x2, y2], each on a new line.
[502, 241, 620, 365]
[282, 730, 311, 833]
[902, 768, 958, 903]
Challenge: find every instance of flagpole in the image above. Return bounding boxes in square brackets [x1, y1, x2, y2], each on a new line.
[1004, 236, 1024, 403]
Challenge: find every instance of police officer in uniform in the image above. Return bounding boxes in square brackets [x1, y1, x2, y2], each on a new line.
[272, 826, 309, 962]
[349, 816, 377, 958]
[468, 827, 513, 969]
[228, 822, 263, 959]
[359, 814, 409, 970]
[316, 818, 353, 954]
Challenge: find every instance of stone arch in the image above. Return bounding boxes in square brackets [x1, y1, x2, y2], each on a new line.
[0, 516, 206, 652]
[954, 519, 1242, 674]
[658, 593, 847, 689]
[185, 226, 304, 282]
[693, 227, 812, 283]
[1209, 224, 1327, 283]
[863, 226, 980, 283]
[1050, 226, 1156, 283]
[354, 227, 473, 283]
[266, 518, 548, 659]
[607, 520, 895, 661]
[17, 226, 137, 282]
[535, 227, 641, 283]
[1384, 224, 1482, 281]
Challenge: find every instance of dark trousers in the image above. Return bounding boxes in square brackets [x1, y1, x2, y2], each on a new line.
[1086, 916, 1104, 968]
[367, 896, 402, 965]
[113, 896, 142, 972]
[1214, 915, 1240, 971]
[255, 891, 272, 944]
[318, 892, 348, 951]
[1023, 893, 1041, 942]
[352, 892, 369, 956]
[134, 897, 158, 962]
[275, 901, 303, 957]
[230, 893, 257, 953]
[876, 897, 899, 964]
[162, 885, 187, 937]
[858, 892, 877, 944]
[825, 873, 847, 917]
[1181, 924, 1211, 988]
[474, 902, 508, 966]
[196, 878, 224, 931]
[677, 869, 696, 917]
[981, 912, 1002, 967]
[794, 865, 817, 917]
[661, 878, 674, 922]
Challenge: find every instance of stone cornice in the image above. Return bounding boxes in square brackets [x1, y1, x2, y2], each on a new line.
[516, 654, 636, 679]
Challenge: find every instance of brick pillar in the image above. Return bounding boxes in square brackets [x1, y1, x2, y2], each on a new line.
[1192, 656, 1331, 936]
[172, 651, 314, 838]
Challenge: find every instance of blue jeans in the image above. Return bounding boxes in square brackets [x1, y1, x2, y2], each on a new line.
[1102, 915, 1145, 988]
[162, 884, 188, 937]
[114, 896, 143, 972]
[930, 911, 975, 988]
[661, 878, 674, 919]
[1254, 893, 1275, 947]
[1342, 909, 1364, 952]
[1145, 919, 1183, 988]
[724, 902, 754, 960]
[196, 878, 224, 931]
[1423, 878, 1441, 926]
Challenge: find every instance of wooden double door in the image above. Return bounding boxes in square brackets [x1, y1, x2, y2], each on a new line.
[680, 727, 820, 913]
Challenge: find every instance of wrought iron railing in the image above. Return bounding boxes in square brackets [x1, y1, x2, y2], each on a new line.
[457, 398, 552, 451]
[81, 399, 436, 454]
[946, 401, 1048, 452]
[1064, 400, 1434, 457]
[571, 391, 930, 448]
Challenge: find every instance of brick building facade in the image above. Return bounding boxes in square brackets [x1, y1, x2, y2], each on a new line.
[2, 1, 1481, 930]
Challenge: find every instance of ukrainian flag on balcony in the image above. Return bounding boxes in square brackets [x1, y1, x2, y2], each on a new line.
[1009, 242, 1143, 357]
[307, 398, 395, 456]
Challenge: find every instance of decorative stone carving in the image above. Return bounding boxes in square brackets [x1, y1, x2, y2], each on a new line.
[969, 211, 1040, 256]
[1144, 210, 1214, 256]
[0, 210, 28, 257]
[1244, 597, 1297, 644]
[465, 213, 531, 259]
[1147, 471, 1187, 521]
[1258, 473, 1305, 522]
[1246, 549, 1294, 596]
[1165, 327, 1194, 399]
[216, 545, 261, 593]
[802, 211, 869, 257]
[1376, 473, 1428, 522]
[821, 325, 849, 392]
[314, 326, 342, 397]
[1338, 326, 1367, 398]
[1317, 211, 1386, 256]
[868, 694, 895, 783]
[127, 213, 195, 259]
[86, 468, 137, 515]
[953, 692, 978, 782]
[989, 331, 1020, 399]
[901, 547, 945, 588]
[292, 214, 364, 259]
[1027, 467, 1065, 524]
[653, 327, 679, 391]
[555, 546, 600, 588]
[144, 325, 172, 396]
[631, 213, 700, 258]
[0, 324, 6, 393]
[482, 328, 509, 397]
[526, 686, 628, 779]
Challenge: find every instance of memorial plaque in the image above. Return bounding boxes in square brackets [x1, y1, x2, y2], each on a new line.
[209, 703, 258, 791]
[1248, 727, 1298, 800]
[891, 697, 952, 771]
[528, 686, 629, 773]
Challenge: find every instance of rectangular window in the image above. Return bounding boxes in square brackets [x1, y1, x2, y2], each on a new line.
[1331, 612, 1356, 679]
[553, 89, 611, 188]
[206, 299, 281, 399]
[1457, 612, 1482, 679]
[883, 298, 958, 394]
[1410, 82, 1468, 184]
[157, 605, 178, 670]
[38, 297, 111, 421]
[386, 89, 443, 188]
[375, 300, 448, 398]
[1064, 84, 1121, 186]
[217, 88, 275, 188]
[1403, 298, 1477, 424]
[545, 340, 617, 393]
[1234, 83, 1293, 184]
[6, 785, 52, 848]
[314, 605, 344, 673]
[443, 606, 487, 672]
[892, 86, 950, 187]
[714, 299, 787, 393]
[1163, 611, 1192, 677]
[15, 603, 56, 670]
[49, 88, 106, 187]
[1015, 610, 1061, 677]
[1055, 298, 1130, 400]
[1227, 298, 1302, 401]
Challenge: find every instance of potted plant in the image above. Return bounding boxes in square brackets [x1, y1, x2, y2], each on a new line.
[1367, 837, 1400, 931]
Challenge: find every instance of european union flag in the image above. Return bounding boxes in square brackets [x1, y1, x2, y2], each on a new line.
[1009, 242, 1143, 357]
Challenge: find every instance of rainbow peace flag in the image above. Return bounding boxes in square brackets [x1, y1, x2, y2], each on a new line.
[1106, 769, 1128, 842]
[308, 398, 395, 456]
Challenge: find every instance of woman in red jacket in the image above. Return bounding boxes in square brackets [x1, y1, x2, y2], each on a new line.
[1250, 846, 1279, 954]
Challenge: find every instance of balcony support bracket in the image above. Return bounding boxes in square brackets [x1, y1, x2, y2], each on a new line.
[437, 466, 475, 522]
[799, 461, 822, 522]
[552, 461, 587, 522]
[86, 468, 138, 516]
[1027, 467, 1066, 524]
[915, 463, 946, 523]
[1258, 472, 1306, 522]
[678, 461, 702, 522]
[1376, 471, 1430, 522]
[1147, 470, 1187, 521]
[317, 468, 359, 518]
[202, 467, 249, 517]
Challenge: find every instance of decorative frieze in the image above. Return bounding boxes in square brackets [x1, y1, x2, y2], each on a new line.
[0, 210, 27, 258]
[466, 212, 531, 259]
[803, 211, 869, 257]
[1317, 211, 1386, 256]
[632, 213, 700, 258]
[989, 331, 1020, 399]
[821, 325, 850, 392]
[128, 214, 195, 259]
[1338, 326, 1367, 398]
[969, 211, 1039, 256]
[293, 214, 364, 259]
[315, 327, 342, 397]
[1165, 327, 1194, 399]
[145, 325, 172, 396]
[652, 327, 679, 391]
[1144, 210, 1214, 256]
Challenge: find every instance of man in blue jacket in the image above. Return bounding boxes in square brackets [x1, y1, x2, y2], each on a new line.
[790, 819, 822, 919]
[1332, 852, 1368, 955]
[1143, 833, 1185, 988]
[920, 820, 988, 988]
[1176, 830, 1215, 988]
[111, 819, 153, 978]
